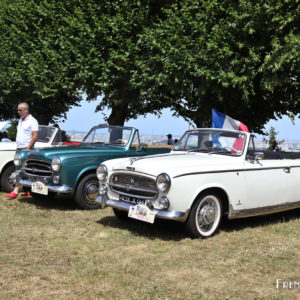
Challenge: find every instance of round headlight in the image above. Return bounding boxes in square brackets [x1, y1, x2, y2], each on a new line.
[156, 173, 171, 193]
[97, 164, 108, 181]
[14, 154, 21, 167]
[51, 157, 61, 172]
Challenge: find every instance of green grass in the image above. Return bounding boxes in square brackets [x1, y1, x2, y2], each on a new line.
[0, 192, 299, 299]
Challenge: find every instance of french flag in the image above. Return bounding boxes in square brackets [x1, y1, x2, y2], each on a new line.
[212, 109, 249, 132]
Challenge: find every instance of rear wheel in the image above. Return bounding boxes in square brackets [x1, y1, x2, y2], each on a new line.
[0, 164, 16, 192]
[186, 193, 223, 238]
[74, 173, 100, 210]
[113, 208, 128, 220]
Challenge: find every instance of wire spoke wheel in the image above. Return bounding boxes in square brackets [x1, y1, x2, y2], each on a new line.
[186, 193, 223, 238]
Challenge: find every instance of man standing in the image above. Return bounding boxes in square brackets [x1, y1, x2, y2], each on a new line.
[6, 102, 38, 199]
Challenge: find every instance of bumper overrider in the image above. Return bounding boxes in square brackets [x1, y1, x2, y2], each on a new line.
[18, 179, 72, 194]
[95, 194, 189, 222]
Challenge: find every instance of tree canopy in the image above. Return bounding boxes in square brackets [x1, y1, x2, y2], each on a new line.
[133, 0, 300, 132]
[0, 0, 172, 125]
[0, 0, 299, 131]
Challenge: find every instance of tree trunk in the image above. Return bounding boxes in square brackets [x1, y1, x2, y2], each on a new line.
[35, 114, 52, 125]
[107, 100, 129, 126]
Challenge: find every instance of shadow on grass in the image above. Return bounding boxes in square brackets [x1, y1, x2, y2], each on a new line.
[18, 195, 78, 211]
[97, 215, 189, 241]
[97, 208, 300, 240]
[222, 208, 300, 233]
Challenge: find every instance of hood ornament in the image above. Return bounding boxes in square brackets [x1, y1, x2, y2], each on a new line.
[129, 157, 138, 165]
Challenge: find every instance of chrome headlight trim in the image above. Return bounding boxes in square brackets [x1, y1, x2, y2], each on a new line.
[97, 164, 108, 181]
[156, 173, 171, 193]
[157, 196, 170, 210]
[14, 154, 21, 167]
[51, 157, 61, 172]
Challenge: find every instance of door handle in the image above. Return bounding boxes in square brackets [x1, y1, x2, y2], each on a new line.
[283, 167, 290, 173]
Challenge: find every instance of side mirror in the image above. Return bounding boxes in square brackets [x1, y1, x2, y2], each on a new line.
[254, 152, 264, 160]
[139, 143, 148, 151]
[247, 151, 264, 163]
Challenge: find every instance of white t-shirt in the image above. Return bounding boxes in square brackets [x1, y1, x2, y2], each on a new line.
[16, 115, 39, 149]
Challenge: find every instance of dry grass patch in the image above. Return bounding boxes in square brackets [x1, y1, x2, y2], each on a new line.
[0, 192, 299, 299]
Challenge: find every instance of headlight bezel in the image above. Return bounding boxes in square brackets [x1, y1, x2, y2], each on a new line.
[14, 154, 21, 167]
[156, 173, 171, 193]
[97, 164, 108, 181]
[51, 157, 61, 172]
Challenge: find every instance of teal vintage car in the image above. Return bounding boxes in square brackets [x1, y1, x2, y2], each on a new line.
[14, 124, 171, 209]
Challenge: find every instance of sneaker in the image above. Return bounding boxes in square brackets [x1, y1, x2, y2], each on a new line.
[21, 192, 31, 197]
[6, 192, 18, 199]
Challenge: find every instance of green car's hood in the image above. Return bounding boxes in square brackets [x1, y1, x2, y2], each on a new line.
[26, 144, 126, 161]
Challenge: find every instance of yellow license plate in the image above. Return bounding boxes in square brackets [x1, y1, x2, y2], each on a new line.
[31, 181, 48, 195]
[128, 204, 156, 223]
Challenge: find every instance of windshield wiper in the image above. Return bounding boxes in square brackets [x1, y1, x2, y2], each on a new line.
[208, 150, 231, 155]
[187, 149, 211, 153]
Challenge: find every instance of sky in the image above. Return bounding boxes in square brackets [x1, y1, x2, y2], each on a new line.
[56, 99, 300, 141]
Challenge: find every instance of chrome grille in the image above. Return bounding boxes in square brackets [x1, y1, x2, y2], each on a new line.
[23, 159, 53, 177]
[109, 173, 158, 199]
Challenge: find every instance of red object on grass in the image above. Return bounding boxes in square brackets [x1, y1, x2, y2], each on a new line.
[21, 192, 31, 197]
[6, 192, 18, 199]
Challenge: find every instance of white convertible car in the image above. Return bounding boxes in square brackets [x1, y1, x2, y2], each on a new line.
[0, 125, 69, 192]
[95, 128, 300, 238]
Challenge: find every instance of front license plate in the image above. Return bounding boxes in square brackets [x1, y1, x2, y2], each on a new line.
[119, 195, 145, 205]
[31, 181, 48, 195]
[128, 204, 156, 224]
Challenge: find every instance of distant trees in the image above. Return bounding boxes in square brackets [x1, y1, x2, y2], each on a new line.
[0, 0, 299, 130]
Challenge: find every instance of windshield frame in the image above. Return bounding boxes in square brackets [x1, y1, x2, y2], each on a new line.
[37, 125, 58, 144]
[173, 128, 248, 157]
[81, 124, 136, 147]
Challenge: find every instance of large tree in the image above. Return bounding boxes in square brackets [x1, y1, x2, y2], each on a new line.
[133, 0, 300, 132]
[0, 0, 299, 130]
[0, 0, 83, 124]
[0, 0, 172, 125]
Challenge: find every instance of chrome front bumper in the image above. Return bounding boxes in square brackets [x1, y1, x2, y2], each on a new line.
[19, 179, 73, 194]
[95, 195, 189, 222]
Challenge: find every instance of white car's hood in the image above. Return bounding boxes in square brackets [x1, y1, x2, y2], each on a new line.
[111, 152, 244, 178]
[0, 141, 51, 151]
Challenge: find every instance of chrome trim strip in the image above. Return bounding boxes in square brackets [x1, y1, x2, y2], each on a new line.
[19, 179, 72, 194]
[109, 183, 157, 200]
[111, 169, 156, 178]
[228, 201, 300, 219]
[174, 165, 300, 178]
[95, 196, 189, 222]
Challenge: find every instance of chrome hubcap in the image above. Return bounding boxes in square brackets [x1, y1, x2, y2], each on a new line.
[84, 180, 99, 204]
[197, 199, 217, 232]
[199, 205, 215, 225]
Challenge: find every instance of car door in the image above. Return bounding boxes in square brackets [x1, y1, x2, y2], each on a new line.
[241, 157, 293, 210]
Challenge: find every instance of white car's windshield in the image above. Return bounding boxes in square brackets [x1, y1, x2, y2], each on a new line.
[173, 129, 246, 156]
[37, 126, 56, 143]
[82, 126, 133, 146]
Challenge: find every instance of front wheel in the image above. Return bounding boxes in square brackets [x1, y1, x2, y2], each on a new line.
[185, 193, 223, 238]
[74, 174, 100, 210]
[0, 164, 16, 192]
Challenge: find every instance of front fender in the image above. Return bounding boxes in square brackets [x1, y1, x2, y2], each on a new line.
[74, 165, 98, 188]
[167, 176, 231, 213]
